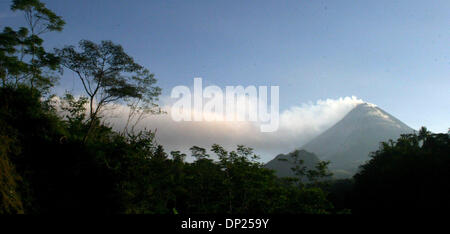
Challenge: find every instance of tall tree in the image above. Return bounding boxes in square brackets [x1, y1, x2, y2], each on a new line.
[0, 0, 65, 91]
[56, 40, 162, 140]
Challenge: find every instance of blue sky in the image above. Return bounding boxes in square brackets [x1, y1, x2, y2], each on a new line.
[1, 0, 449, 133]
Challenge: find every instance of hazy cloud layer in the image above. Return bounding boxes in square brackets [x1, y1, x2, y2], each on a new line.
[105, 96, 364, 162]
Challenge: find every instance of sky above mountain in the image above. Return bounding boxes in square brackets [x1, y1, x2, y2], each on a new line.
[1, 0, 448, 136]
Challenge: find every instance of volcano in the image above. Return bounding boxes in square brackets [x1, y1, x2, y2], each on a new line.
[267, 103, 415, 178]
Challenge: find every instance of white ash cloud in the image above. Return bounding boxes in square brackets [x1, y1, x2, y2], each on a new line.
[105, 96, 364, 162]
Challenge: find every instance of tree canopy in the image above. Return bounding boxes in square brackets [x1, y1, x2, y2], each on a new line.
[56, 40, 162, 138]
[0, 0, 65, 92]
[352, 128, 450, 213]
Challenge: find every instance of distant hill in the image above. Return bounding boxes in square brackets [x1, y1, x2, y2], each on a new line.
[265, 149, 320, 178]
[301, 103, 415, 178]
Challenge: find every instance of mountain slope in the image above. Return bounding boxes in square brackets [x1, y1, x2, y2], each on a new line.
[265, 150, 319, 178]
[301, 103, 414, 177]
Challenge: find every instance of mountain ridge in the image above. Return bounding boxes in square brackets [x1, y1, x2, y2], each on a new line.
[265, 150, 320, 178]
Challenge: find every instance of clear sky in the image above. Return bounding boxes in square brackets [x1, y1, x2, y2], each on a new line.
[1, 0, 449, 133]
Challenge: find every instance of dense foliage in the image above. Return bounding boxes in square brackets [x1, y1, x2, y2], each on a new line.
[0, 86, 334, 214]
[352, 128, 450, 213]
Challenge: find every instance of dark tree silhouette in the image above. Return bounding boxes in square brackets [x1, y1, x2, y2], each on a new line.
[352, 127, 450, 213]
[0, 0, 65, 92]
[56, 40, 162, 140]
